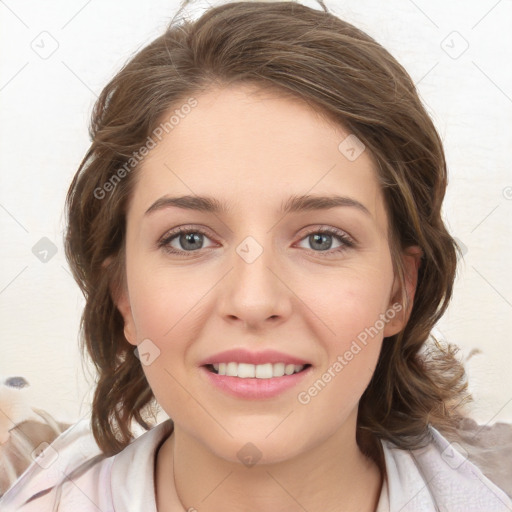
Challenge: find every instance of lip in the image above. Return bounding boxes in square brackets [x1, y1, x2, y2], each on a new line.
[199, 348, 311, 366]
[200, 364, 312, 400]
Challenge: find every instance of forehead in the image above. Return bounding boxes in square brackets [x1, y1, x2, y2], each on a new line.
[128, 84, 387, 227]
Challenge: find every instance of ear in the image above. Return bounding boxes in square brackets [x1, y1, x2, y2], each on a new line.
[115, 286, 138, 347]
[103, 256, 138, 346]
[383, 245, 423, 337]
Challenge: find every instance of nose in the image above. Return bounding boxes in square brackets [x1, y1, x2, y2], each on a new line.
[217, 237, 292, 330]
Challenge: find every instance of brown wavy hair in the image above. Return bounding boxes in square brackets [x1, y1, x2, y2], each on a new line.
[64, 0, 471, 458]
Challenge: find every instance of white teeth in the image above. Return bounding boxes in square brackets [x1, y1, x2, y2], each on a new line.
[226, 362, 238, 377]
[285, 364, 295, 375]
[255, 363, 273, 379]
[237, 363, 256, 378]
[211, 362, 306, 378]
[273, 362, 285, 377]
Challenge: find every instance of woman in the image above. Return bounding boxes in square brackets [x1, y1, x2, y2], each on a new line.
[2, 1, 510, 510]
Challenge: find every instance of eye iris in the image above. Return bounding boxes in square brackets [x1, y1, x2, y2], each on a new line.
[310, 233, 332, 251]
[180, 232, 203, 250]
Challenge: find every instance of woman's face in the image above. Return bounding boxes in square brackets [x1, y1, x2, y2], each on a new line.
[116, 84, 418, 464]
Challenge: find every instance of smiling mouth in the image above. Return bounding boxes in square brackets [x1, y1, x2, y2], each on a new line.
[205, 362, 311, 379]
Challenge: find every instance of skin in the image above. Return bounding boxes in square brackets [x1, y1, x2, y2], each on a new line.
[115, 84, 421, 512]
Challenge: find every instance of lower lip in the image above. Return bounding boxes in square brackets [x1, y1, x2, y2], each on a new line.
[200, 366, 312, 399]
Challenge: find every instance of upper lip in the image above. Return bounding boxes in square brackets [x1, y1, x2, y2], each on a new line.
[199, 349, 311, 366]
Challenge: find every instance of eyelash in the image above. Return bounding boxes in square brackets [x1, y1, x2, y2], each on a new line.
[157, 225, 356, 258]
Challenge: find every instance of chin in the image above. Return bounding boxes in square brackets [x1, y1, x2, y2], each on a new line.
[195, 422, 314, 468]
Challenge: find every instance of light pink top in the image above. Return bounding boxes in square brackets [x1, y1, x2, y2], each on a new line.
[1, 419, 511, 511]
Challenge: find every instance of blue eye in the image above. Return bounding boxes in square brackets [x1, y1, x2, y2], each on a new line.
[158, 227, 216, 255]
[295, 228, 355, 255]
[158, 225, 355, 257]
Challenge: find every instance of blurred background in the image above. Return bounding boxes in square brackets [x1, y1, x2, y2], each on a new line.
[1, 0, 511, 427]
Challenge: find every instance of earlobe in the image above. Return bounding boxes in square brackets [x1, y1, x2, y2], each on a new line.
[115, 288, 138, 346]
[104, 257, 138, 346]
[383, 245, 423, 337]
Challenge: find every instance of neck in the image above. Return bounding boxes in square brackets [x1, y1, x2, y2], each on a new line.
[155, 413, 383, 512]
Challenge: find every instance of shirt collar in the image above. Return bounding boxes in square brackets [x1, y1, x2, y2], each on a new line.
[381, 426, 512, 511]
[110, 421, 512, 512]
[111, 419, 174, 512]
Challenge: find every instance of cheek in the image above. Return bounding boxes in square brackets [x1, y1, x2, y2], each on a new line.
[295, 282, 388, 426]
[297, 269, 392, 397]
[302, 266, 394, 341]
[128, 283, 200, 423]
[127, 262, 208, 341]
[125, 268, 209, 412]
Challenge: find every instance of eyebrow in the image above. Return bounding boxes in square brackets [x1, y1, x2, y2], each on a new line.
[145, 194, 371, 217]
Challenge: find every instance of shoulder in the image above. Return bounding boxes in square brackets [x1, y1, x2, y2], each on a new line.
[381, 424, 512, 512]
[0, 418, 111, 511]
[0, 418, 173, 512]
